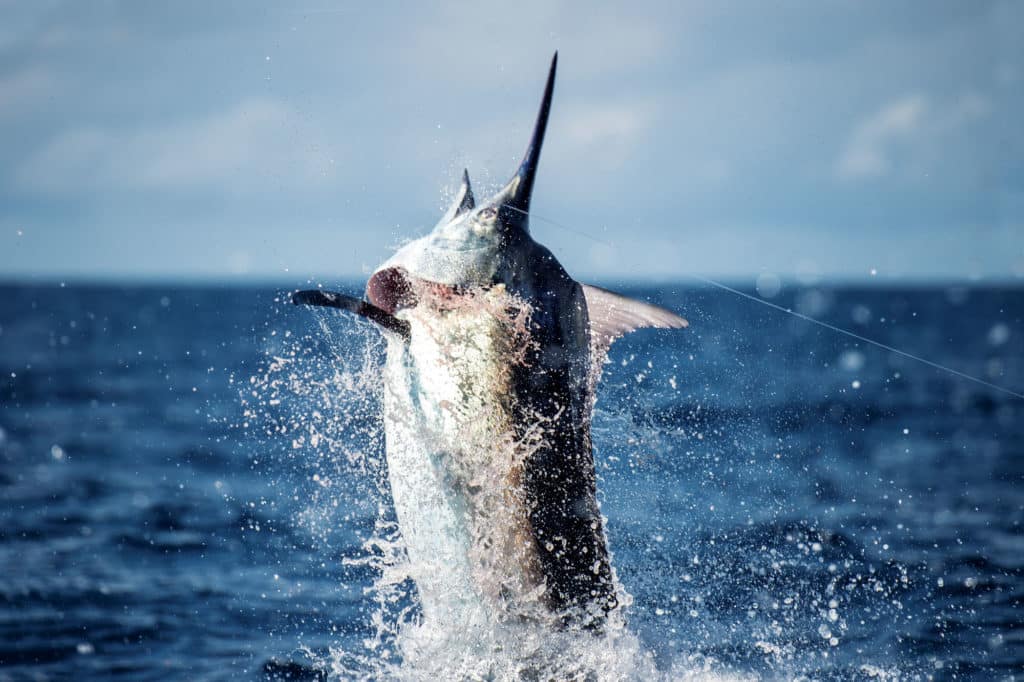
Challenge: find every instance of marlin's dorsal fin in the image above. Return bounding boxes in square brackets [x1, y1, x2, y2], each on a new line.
[292, 290, 410, 341]
[440, 169, 476, 224]
[582, 284, 688, 360]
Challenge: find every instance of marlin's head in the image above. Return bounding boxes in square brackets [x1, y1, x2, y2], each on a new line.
[367, 54, 558, 315]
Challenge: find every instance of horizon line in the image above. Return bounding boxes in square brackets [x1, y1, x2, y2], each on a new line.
[1, 273, 1021, 290]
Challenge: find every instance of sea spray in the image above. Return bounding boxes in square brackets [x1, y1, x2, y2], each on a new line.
[243, 297, 923, 680]
[242, 302, 755, 680]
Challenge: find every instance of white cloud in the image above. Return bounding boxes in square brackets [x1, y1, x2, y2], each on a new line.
[836, 92, 992, 180]
[564, 102, 651, 147]
[559, 100, 656, 173]
[836, 94, 929, 179]
[15, 97, 339, 195]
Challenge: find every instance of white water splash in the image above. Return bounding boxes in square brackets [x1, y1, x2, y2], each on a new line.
[243, 303, 752, 681]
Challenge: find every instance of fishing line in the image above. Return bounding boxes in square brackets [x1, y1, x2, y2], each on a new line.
[686, 275, 1024, 401]
[514, 206, 1024, 401]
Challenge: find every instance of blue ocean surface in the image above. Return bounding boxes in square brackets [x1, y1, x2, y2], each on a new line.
[0, 282, 1021, 680]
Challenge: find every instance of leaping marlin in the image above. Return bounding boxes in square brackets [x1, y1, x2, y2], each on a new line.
[294, 53, 687, 630]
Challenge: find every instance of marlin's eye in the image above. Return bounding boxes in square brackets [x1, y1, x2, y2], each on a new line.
[478, 207, 497, 221]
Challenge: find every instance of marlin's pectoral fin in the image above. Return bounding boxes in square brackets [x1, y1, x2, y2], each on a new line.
[582, 284, 688, 358]
[292, 290, 410, 341]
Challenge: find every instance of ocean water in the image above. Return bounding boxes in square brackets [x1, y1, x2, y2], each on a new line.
[0, 282, 1021, 681]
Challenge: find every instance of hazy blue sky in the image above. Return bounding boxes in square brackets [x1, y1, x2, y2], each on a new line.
[1, 1, 1021, 283]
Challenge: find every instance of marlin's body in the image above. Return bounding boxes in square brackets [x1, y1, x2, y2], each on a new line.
[295, 54, 687, 629]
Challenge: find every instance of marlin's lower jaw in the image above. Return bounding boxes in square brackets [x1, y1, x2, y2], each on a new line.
[368, 266, 487, 318]
[367, 267, 416, 314]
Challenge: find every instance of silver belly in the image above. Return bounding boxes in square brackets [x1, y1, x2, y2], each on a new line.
[381, 293, 547, 624]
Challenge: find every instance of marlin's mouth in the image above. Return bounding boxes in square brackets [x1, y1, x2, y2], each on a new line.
[367, 267, 465, 315]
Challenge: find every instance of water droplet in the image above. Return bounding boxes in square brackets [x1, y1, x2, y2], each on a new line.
[987, 323, 1010, 346]
[756, 273, 782, 299]
[839, 350, 865, 372]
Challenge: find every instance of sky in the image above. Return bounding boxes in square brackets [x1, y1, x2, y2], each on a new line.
[0, 1, 1022, 283]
